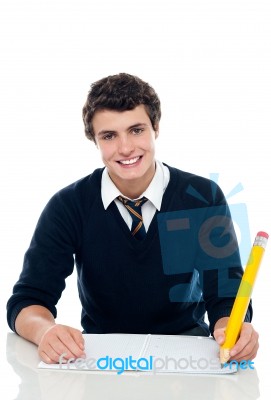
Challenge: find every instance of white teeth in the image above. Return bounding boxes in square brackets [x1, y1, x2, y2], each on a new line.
[119, 157, 140, 165]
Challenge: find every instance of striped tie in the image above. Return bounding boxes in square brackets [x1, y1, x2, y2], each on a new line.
[118, 196, 148, 240]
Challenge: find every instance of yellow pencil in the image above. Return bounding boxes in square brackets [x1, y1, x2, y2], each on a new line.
[220, 231, 269, 365]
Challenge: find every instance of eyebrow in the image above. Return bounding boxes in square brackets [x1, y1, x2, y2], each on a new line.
[97, 123, 148, 137]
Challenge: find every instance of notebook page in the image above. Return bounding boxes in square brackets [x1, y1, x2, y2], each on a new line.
[38, 334, 236, 374]
[143, 335, 237, 374]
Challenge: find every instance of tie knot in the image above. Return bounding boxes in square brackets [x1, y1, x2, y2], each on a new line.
[118, 196, 148, 208]
[117, 196, 148, 239]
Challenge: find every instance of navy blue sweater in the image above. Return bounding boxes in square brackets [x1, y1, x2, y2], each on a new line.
[7, 165, 251, 335]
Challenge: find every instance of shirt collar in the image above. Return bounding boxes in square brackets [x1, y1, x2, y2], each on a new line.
[101, 160, 169, 210]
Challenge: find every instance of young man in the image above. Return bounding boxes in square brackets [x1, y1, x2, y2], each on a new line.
[7, 73, 259, 364]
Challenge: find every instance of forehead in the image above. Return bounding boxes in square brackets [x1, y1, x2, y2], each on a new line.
[92, 105, 151, 133]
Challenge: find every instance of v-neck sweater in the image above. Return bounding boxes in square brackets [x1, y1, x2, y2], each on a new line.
[7, 164, 252, 335]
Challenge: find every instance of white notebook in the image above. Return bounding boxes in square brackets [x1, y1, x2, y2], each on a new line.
[38, 333, 237, 374]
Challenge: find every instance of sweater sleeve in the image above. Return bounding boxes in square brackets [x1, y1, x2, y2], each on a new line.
[6, 186, 83, 333]
[193, 183, 252, 334]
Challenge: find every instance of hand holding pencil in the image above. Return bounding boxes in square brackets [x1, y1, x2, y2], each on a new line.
[214, 231, 268, 365]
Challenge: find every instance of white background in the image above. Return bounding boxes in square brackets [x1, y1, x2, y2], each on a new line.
[0, 0, 270, 397]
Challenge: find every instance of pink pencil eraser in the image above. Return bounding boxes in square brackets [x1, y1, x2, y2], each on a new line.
[257, 231, 269, 239]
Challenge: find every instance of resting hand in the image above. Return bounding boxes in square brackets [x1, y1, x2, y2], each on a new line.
[213, 317, 259, 361]
[38, 324, 85, 364]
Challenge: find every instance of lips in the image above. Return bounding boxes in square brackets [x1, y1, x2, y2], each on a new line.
[118, 156, 142, 165]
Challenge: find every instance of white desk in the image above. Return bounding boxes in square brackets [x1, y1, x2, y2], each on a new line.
[1, 332, 261, 400]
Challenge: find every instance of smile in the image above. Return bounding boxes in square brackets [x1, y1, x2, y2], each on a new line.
[118, 156, 142, 165]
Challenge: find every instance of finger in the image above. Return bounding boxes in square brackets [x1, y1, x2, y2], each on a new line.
[39, 349, 56, 364]
[231, 344, 258, 362]
[39, 327, 85, 363]
[39, 340, 69, 364]
[229, 324, 253, 356]
[231, 335, 259, 361]
[213, 327, 226, 345]
[69, 328, 85, 351]
[40, 339, 82, 364]
[230, 325, 259, 360]
[56, 329, 86, 360]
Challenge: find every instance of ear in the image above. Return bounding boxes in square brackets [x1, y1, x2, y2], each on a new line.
[154, 123, 159, 139]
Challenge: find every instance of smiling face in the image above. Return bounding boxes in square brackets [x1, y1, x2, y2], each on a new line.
[93, 105, 159, 198]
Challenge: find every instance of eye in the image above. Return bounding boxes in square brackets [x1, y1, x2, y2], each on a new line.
[131, 127, 144, 135]
[103, 132, 115, 140]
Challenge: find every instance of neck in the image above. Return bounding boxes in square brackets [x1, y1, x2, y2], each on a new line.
[117, 181, 147, 199]
[110, 163, 156, 199]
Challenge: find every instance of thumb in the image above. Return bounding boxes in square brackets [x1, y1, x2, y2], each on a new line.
[213, 328, 226, 345]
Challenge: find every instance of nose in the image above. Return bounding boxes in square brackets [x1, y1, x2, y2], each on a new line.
[118, 134, 135, 156]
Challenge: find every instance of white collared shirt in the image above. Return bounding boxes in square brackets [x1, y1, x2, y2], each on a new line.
[101, 160, 170, 231]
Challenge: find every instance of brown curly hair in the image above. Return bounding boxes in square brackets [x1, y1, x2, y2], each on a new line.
[82, 73, 161, 142]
